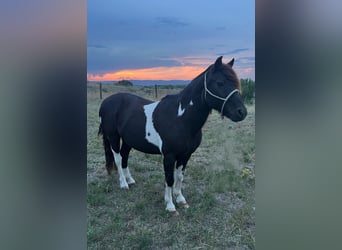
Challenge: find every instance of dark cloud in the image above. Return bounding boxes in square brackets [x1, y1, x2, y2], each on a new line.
[238, 56, 255, 61]
[88, 53, 183, 75]
[155, 17, 189, 27]
[217, 48, 249, 56]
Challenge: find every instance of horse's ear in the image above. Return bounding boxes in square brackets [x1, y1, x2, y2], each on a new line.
[214, 56, 223, 69]
[228, 58, 235, 67]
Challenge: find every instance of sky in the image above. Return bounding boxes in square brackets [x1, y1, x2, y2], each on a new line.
[87, 0, 255, 81]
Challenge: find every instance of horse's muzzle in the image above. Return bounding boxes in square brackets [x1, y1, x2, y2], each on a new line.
[231, 106, 247, 122]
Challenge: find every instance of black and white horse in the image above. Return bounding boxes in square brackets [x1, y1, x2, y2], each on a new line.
[98, 56, 247, 214]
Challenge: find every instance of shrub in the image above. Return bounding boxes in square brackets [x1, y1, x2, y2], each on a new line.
[115, 80, 133, 86]
[240, 78, 255, 104]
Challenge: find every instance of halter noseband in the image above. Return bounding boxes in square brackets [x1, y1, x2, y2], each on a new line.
[204, 71, 239, 118]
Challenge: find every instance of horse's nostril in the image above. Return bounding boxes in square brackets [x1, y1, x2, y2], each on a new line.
[237, 107, 247, 118]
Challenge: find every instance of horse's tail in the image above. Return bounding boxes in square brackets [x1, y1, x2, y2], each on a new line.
[98, 120, 103, 137]
[98, 105, 116, 174]
[98, 106, 104, 137]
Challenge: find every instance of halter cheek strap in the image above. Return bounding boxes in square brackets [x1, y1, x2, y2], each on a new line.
[204, 71, 239, 118]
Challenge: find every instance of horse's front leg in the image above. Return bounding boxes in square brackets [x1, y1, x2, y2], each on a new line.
[173, 165, 189, 208]
[120, 142, 135, 185]
[163, 154, 177, 214]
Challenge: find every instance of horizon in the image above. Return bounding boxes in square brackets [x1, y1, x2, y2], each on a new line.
[87, 77, 255, 83]
[87, 78, 255, 87]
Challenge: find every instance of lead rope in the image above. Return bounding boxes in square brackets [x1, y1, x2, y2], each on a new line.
[204, 71, 239, 119]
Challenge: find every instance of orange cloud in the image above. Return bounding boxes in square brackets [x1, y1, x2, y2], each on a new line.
[87, 66, 206, 81]
[88, 63, 255, 81]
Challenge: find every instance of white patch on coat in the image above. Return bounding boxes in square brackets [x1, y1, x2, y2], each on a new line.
[143, 101, 163, 153]
[178, 103, 185, 116]
[173, 166, 186, 204]
[189, 100, 194, 106]
[112, 150, 129, 189]
[164, 185, 176, 212]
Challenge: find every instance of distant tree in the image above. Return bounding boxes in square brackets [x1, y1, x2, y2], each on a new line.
[159, 84, 175, 89]
[240, 78, 255, 104]
[115, 80, 133, 86]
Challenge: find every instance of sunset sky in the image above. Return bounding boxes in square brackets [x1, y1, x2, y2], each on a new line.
[87, 0, 255, 81]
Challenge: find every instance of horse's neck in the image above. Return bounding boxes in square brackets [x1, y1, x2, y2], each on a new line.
[178, 75, 211, 134]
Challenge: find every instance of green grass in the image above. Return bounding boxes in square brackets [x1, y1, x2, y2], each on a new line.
[87, 82, 255, 249]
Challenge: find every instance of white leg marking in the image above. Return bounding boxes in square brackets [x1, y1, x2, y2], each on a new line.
[177, 102, 185, 116]
[165, 185, 176, 212]
[123, 167, 135, 185]
[112, 150, 129, 189]
[173, 166, 187, 206]
[143, 102, 163, 153]
[189, 100, 194, 106]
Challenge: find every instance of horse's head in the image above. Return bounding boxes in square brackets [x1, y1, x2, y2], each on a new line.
[204, 56, 247, 122]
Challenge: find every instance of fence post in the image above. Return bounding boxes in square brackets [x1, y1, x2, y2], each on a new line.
[154, 84, 158, 99]
[99, 82, 102, 100]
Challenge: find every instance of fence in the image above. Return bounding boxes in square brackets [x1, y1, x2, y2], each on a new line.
[89, 82, 186, 101]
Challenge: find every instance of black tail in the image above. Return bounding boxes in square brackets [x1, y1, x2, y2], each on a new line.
[98, 103, 117, 174]
[98, 112, 116, 174]
[98, 121, 103, 137]
[98, 106, 104, 137]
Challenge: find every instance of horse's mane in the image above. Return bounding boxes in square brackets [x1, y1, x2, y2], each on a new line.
[221, 64, 241, 92]
[185, 63, 241, 92]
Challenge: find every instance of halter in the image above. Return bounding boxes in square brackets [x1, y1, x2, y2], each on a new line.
[204, 71, 239, 118]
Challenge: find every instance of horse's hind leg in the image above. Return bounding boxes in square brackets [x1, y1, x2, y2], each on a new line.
[103, 136, 116, 175]
[120, 141, 135, 185]
[108, 135, 129, 189]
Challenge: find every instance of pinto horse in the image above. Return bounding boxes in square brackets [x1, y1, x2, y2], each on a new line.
[98, 56, 247, 214]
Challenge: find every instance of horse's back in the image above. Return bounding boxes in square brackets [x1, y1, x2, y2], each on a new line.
[100, 92, 151, 115]
[100, 93, 150, 121]
[99, 93, 161, 153]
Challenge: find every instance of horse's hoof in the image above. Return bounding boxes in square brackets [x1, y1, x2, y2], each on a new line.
[120, 185, 129, 189]
[181, 202, 189, 209]
[106, 168, 114, 176]
[107, 169, 117, 176]
[127, 178, 136, 185]
[170, 210, 179, 216]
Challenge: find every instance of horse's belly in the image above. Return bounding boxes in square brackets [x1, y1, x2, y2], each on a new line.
[122, 133, 161, 154]
[132, 142, 161, 155]
[120, 120, 161, 155]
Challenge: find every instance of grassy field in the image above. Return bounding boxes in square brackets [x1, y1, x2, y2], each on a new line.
[87, 82, 255, 249]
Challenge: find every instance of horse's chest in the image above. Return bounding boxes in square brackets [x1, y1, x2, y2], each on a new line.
[142, 101, 202, 155]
